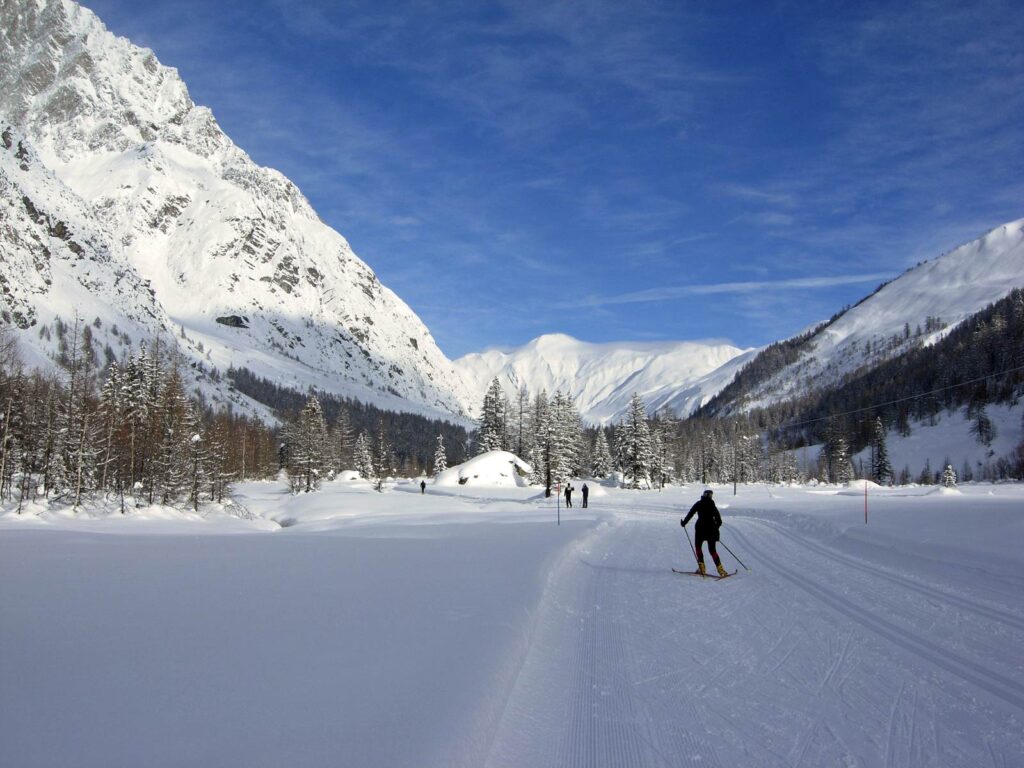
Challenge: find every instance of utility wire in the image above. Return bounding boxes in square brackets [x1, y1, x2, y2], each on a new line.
[762, 362, 1024, 433]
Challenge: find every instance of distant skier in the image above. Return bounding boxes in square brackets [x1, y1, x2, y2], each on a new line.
[581, 483, 589, 508]
[564, 483, 574, 507]
[420, 480, 426, 494]
[681, 489, 728, 577]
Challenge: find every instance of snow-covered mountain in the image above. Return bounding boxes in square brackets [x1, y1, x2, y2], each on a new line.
[705, 218, 1024, 414]
[455, 333, 756, 424]
[0, 0, 472, 420]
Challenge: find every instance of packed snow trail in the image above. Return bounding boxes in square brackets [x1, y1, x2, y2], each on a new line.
[485, 496, 1024, 767]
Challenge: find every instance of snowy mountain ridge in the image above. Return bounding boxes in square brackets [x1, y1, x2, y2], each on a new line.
[0, 0, 473, 421]
[454, 333, 757, 424]
[707, 218, 1024, 414]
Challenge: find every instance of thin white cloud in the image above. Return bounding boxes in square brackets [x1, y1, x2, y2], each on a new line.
[568, 273, 894, 308]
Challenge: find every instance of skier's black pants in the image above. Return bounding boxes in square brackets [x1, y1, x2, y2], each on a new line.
[695, 534, 721, 565]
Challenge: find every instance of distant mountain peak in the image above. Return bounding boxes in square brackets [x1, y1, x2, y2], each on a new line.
[455, 335, 755, 424]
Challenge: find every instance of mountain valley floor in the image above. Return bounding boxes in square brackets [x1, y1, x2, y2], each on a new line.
[2, 480, 1023, 767]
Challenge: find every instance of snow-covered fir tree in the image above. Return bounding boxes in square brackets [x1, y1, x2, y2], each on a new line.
[353, 432, 375, 480]
[510, 385, 530, 458]
[822, 419, 854, 484]
[477, 377, 507, 453]
[620, 393, 653, 489]
[546, 390, 582, 483]
[433, 433, 448, 475]
[374, 418, 394, 483]
[528, 390, 552, 493]
[590, 428, 613, 478]
[942, 464, 958, 488]
[287, 394, 329, 493]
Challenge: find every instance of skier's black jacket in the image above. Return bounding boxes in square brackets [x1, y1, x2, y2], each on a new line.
[681, 496, 722, 541]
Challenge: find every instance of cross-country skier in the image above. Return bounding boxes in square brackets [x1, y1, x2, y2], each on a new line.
[564, 483, 574, 507]
[581, 483, 589, 508]
[681, 489, 728, 577]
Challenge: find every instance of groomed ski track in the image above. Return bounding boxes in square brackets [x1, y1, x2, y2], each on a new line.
[485, 496, 1024, 768]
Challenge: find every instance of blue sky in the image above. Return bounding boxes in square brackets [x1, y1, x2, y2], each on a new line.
[83, 0, 1024, 358]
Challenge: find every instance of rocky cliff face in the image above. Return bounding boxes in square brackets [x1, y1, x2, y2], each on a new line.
[0, 0, 472, 419]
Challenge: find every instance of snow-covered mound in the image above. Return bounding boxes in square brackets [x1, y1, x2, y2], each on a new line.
[455, 333, 755, 424]
[0, 0, 472, 420]
[434, 451, 532, 488]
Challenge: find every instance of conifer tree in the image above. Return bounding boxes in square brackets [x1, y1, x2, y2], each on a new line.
[330, 406, 353, 473]
[511, 385, 530, 458]
[529, 390, 552, 494]
[822, 419, 854, 484]
[620, 393, 653, 489]
[353, 432, 375, 480]
[942, 463, 957, 488]
[183, 405, 208, 511]
[375, 418, 393, 482]
[871, 416, 894, 485]
[154, 359, 190, 504]
[478, 377, 507, 453]
[288, 395, 329, 492]
[969, 404, 996, 447]
[590, 428, 613, 478]
[433, 433, 448, 475]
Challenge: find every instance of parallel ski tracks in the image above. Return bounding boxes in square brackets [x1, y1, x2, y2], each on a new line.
[743, 518, 1024, 632]
[729, 525, 1024, 713]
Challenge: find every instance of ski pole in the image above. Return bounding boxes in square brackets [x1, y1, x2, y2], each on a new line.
[719, 538, 750, 572]
[682, 523, 703, 577]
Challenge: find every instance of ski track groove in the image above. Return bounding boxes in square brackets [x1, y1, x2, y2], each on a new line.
[744, 518, 1024, 632]
[885, 681, 906, 768]
[818, 628, 854, 694]
[730, 525, 1024, 713]
[560, 574, 597, 768]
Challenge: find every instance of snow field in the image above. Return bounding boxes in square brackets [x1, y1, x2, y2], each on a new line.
[2, 481, 1023, 767]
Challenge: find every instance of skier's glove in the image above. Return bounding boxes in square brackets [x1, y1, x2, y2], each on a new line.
[680, 520, 686, 527]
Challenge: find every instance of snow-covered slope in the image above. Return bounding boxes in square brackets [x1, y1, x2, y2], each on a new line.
[0, 123, 166, 353]
[455, 333, 755, 424]
[0, 0, 472, 419]
[731, 219, 1024, 411]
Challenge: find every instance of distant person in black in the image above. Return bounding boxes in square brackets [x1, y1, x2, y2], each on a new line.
[420, 480, 426, 494]
[681, 489, 728, 577]
[581, 483, 589, 508]
[564, 483, 574, 507]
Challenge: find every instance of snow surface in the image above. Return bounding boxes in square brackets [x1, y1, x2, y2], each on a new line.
[455, 333, 756, 423]
[2, 479, 1023, 767]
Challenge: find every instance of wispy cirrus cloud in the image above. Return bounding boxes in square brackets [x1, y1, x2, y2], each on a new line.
[568, 272, 894, 309]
